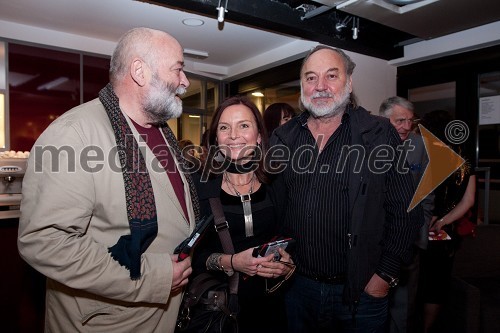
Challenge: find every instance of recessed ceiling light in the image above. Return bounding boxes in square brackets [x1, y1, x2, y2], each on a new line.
[184, 48, 209, 59]
[182, 18, 205, 27]
[252, 92, 264, 97]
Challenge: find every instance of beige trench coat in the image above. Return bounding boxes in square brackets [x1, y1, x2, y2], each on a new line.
[18, 98, 195, 332]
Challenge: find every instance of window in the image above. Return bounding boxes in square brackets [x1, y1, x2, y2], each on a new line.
[177, 76, 219, 145]
[8, 43, 81, 152]
[3, 41, 221, 151]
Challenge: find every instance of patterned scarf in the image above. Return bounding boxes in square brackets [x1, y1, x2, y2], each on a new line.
[99, 83, 200, 280]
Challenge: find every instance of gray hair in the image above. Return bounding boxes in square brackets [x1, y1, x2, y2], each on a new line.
[300, 45, 356, 77]
[379, 96, 414, 117]
[109, 27, 158, 84]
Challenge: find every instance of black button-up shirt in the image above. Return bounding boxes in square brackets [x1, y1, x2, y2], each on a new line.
[282, 111, 351, 277]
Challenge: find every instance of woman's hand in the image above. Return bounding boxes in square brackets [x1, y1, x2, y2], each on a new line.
[430, 215, 447, 232]
[256, 248, 295, 279]
[433, 218, 447, 232]
[231, 248, 270, 277]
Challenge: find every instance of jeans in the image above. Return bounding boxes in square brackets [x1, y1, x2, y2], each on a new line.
[389, 251, 421, 333]
[285, 274, 388, 333]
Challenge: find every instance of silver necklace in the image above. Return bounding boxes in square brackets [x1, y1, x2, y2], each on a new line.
[224, 172, 255, 237]
[224, 173, 254, 186]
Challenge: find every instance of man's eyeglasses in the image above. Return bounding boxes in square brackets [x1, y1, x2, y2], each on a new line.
[394, 118, 419, 126]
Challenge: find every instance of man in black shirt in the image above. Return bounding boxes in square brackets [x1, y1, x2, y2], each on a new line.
[270, 46, 423, 332]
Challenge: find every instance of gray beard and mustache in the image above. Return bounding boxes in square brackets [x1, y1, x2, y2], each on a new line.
[301, 83, 351, 118]
[143, 73, 186, 125]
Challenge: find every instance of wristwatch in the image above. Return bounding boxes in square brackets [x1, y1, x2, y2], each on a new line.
[377, 271, 399, 288]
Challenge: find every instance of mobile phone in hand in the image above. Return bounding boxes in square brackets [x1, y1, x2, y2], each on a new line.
[252, 238, 295, 261]
[174, 214, 213, 261]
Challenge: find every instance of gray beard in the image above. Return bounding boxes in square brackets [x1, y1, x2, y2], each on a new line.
[143, 75, 185, 125]
[301, 84, 351, 119]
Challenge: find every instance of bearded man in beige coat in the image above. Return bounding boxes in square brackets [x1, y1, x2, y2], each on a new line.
[18, 27, 200, 332]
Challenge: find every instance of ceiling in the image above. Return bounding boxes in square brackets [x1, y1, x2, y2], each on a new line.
[1, 0, 500, 80]
[148, 0, 500, 56]
[326, 0, 500, 39]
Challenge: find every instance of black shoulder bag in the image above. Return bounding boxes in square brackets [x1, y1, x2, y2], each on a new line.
[176, 197, 240, 333]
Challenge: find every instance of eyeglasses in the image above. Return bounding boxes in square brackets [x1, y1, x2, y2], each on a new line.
[394, 118, 419, 126]
[265, 261, 296, 294]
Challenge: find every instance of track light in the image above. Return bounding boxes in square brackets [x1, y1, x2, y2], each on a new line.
[352, 17, 360, 40]
[336, 16, 352, 32]
[217, 0, 228, 23]
[336, 15, 360, 40]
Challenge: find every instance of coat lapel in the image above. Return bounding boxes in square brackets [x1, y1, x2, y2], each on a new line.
[125, 117, 192, 227]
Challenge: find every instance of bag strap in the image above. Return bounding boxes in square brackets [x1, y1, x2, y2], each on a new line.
[209, 197, 239, 295]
